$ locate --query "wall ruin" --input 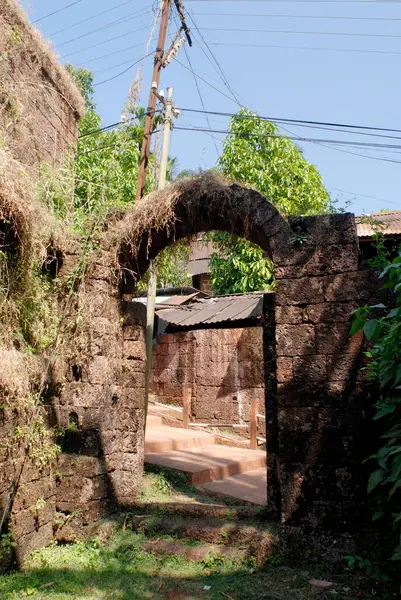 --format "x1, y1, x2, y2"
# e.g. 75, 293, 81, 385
150, 327, 266, 438
0, 0, 84, 169
0, 0, 83, 565
1, 169, 381, 561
